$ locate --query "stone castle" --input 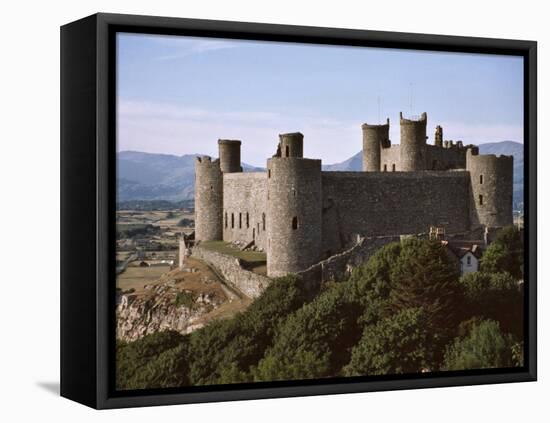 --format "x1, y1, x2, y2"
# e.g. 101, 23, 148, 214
194, 112, 513, 278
